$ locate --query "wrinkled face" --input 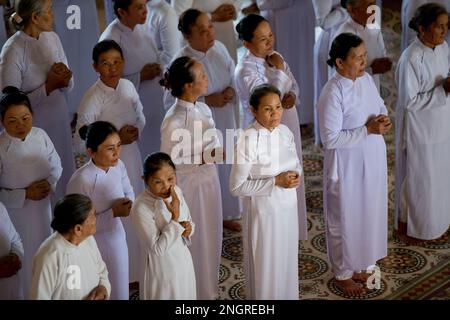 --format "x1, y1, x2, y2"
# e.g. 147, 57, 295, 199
34, 0, 54, 32
80, 207, 97, 238
188, 61, 209, 97
244, 21, 274, 58
421, 13, 449, 47
251, 92, 283, 131
348, 0, 376, 26
336, 43, 367, 80
185, 13, 216, 52
94, 49, 124, 88
1, 104, 33, 140
145, 164, 177, 199
119, 0, 148, 26
89, 133, 122, 170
